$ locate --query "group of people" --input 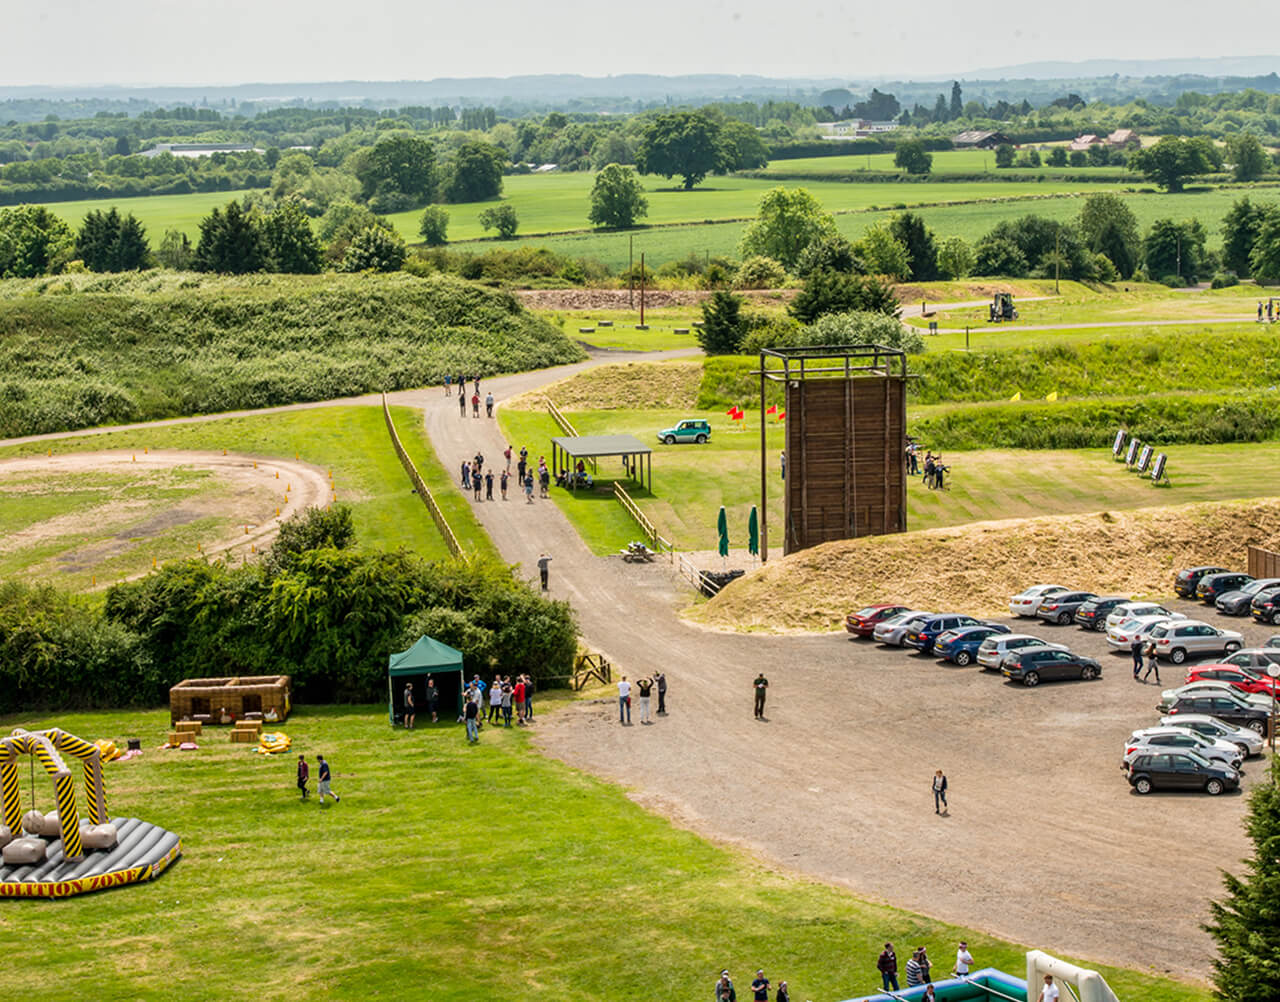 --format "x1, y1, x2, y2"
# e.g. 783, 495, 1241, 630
402, 677, 444, 729
294, 753, 340, 805
1259, 300, 1277, 323
905, 440, 950, 490
446, 373, 496, 419
714, 969, 789, 1002
1130, 637, 1162, 684
460, 445, 553, 504
877, 941, 975, 996
462, 673, 536, 743
615, 672, 667, 724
